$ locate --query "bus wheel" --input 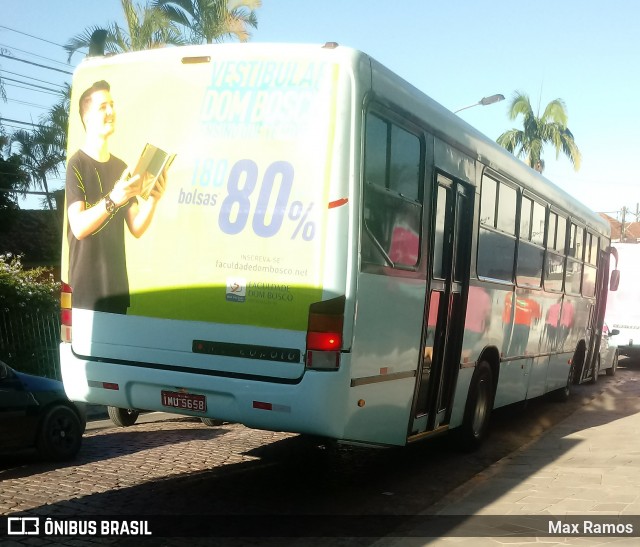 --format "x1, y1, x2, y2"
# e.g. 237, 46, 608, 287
550, 361, 574, 402
201, 418, 224, 427
107, 406, 140, 427
570, 344, 586, 384
456, 361, 494, 451
589, 356, 600, 384
606, 351, 618, 376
